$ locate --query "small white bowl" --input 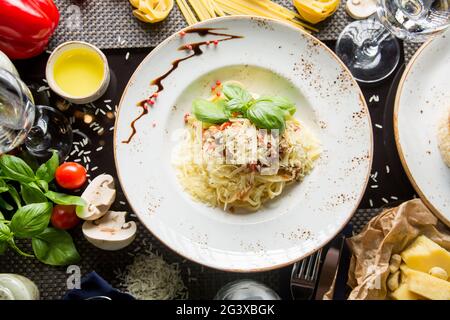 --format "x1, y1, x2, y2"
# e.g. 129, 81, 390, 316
46, 41, 110, 104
